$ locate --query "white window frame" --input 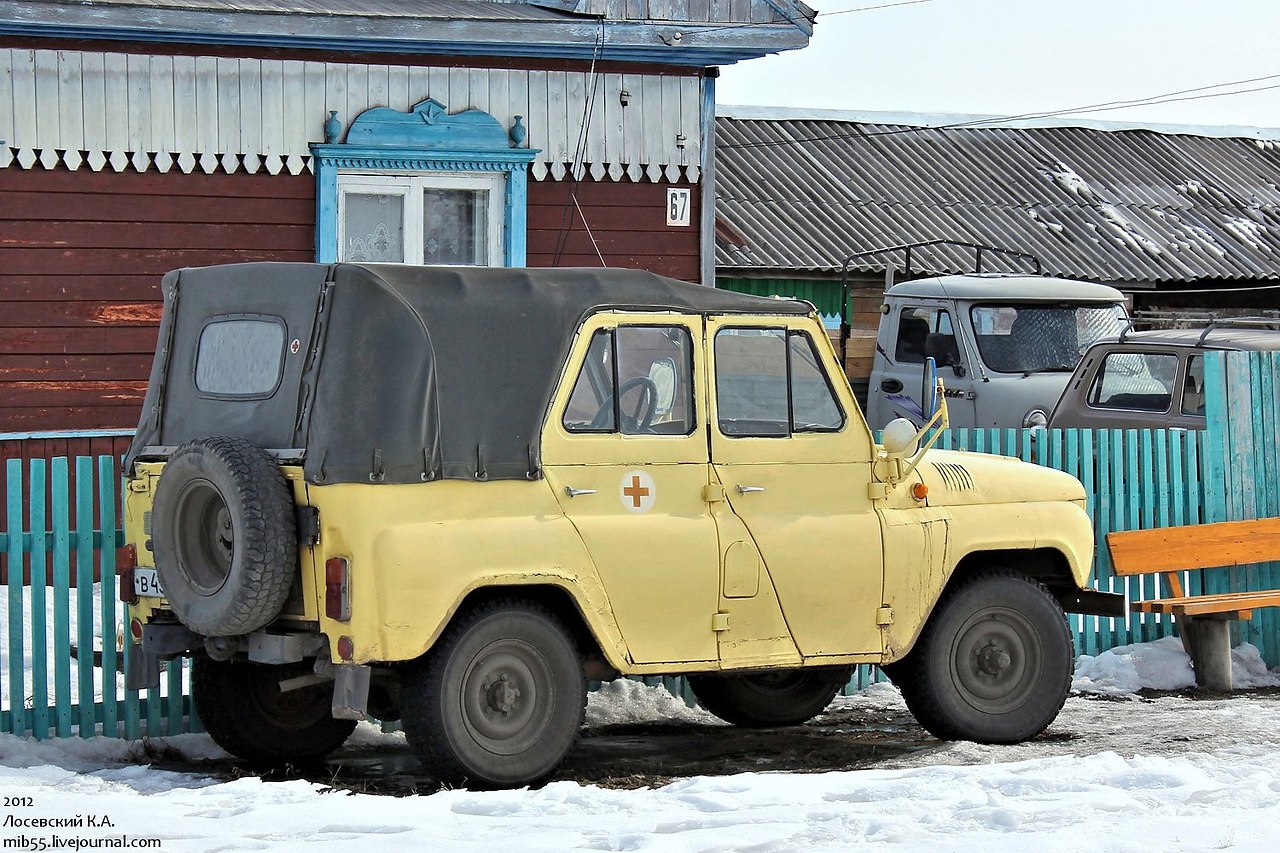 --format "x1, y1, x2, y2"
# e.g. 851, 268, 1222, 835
337, 172, 506, 267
